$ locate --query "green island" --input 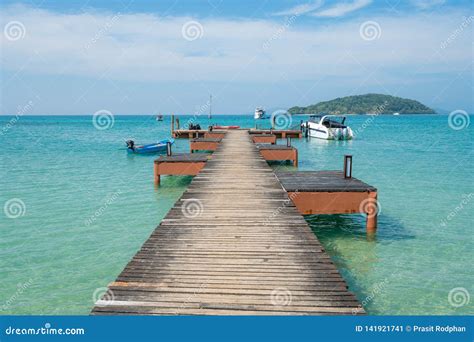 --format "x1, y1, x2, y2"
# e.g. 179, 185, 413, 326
288, 93, 436, 115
